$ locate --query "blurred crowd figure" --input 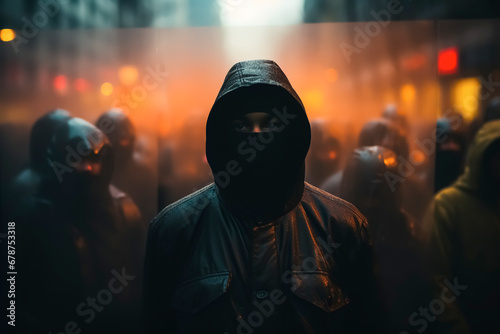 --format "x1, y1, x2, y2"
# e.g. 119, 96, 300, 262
11, 110, 149, 333
7, 109, 71, 216
320, 116, 430, 223
96, 109, 157, 224
305, 119, 341, 186
339, 145, 428, 332
425, 119, 500, 333
434, 116, 468, 193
